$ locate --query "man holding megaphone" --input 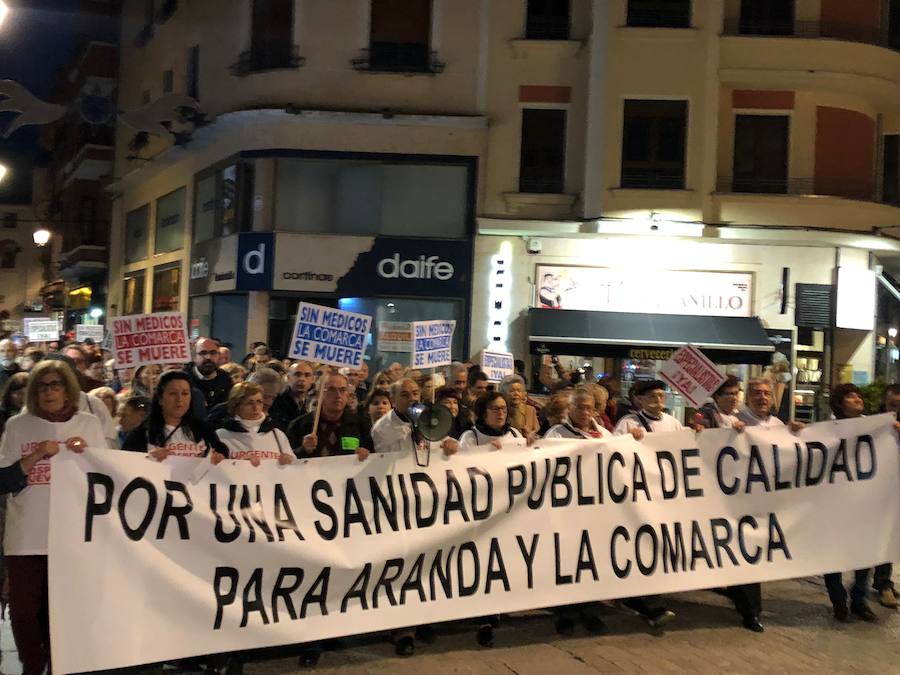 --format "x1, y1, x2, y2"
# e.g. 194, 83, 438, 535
371, 378, 460, 459
370, 377, 460, 657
